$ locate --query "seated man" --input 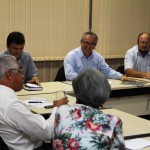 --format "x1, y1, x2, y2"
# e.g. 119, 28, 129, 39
0, 54, 68, 150
124, 32, 150, 78
64, 31, 132, 81
0, 31, 40, 85
53, 69, 125, 149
